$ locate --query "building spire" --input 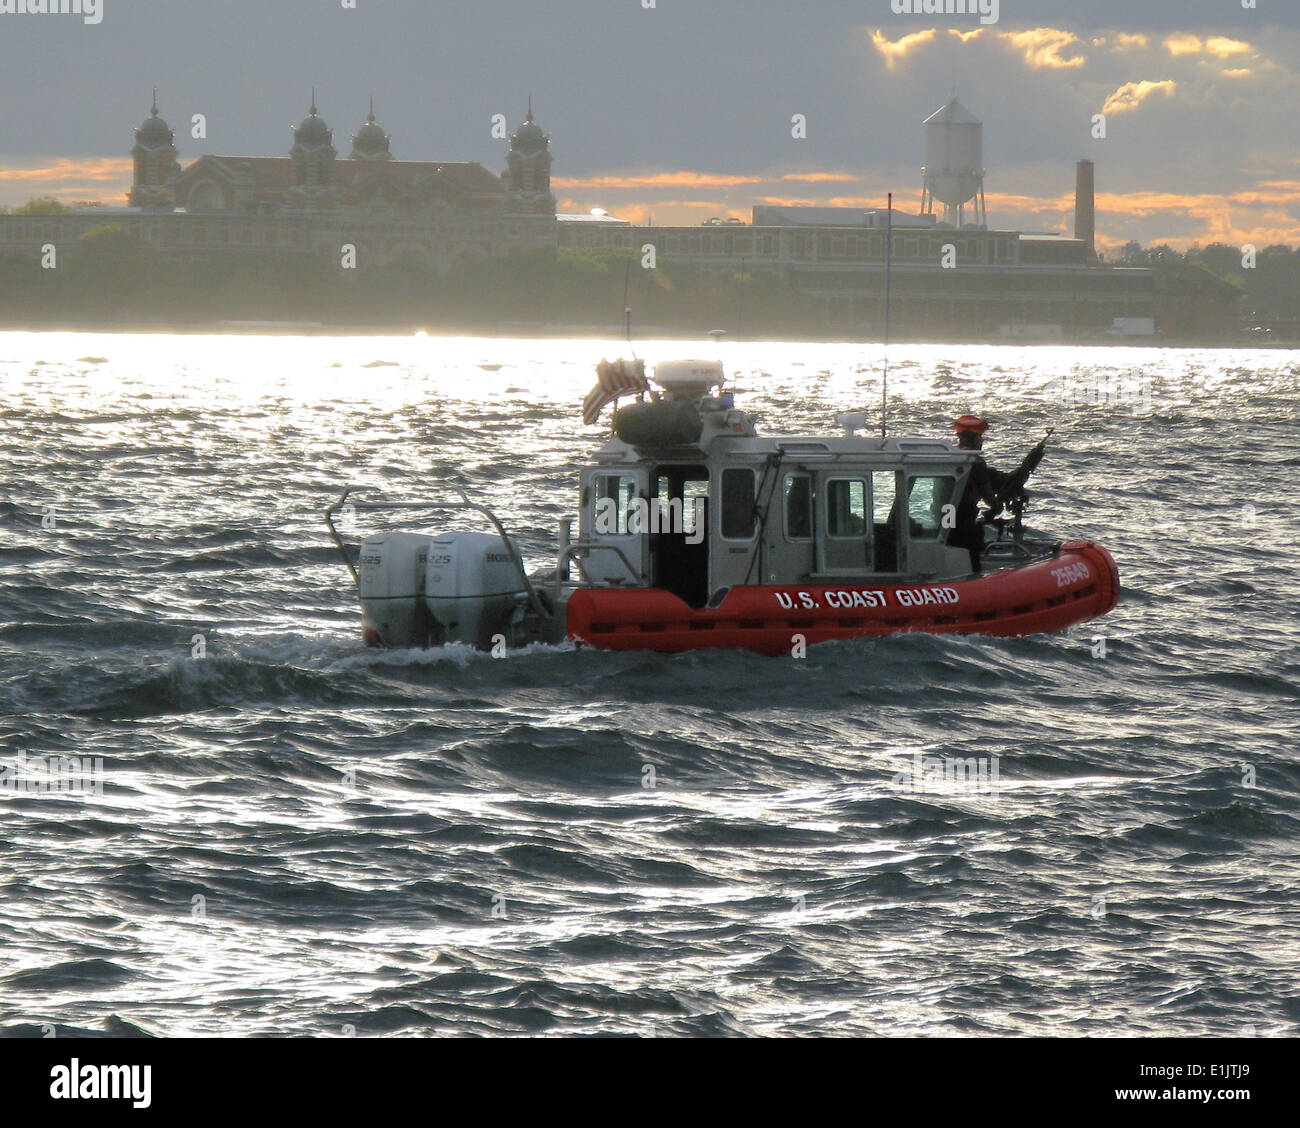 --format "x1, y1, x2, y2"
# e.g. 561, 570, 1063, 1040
527, 93, 533, 122
310, 86, 317, 115
151, 87, 158, 116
